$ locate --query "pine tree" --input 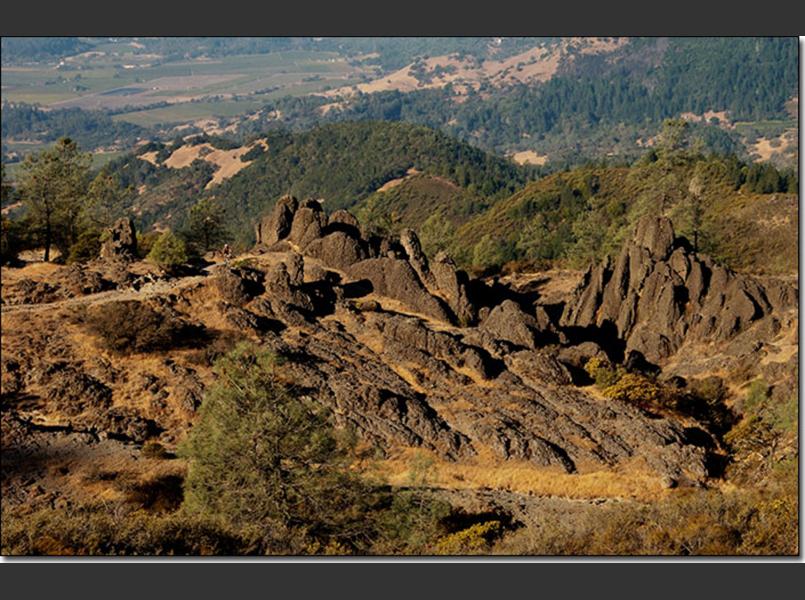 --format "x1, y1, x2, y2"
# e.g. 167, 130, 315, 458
17, 138, 91, 261
183, 198, 228, 254
179, 343, 376, 548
